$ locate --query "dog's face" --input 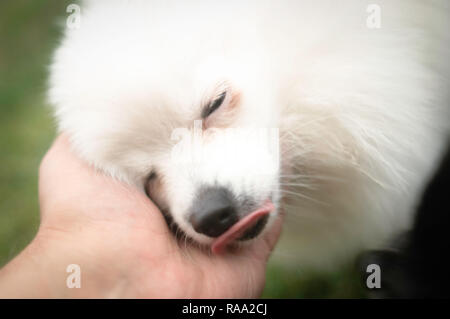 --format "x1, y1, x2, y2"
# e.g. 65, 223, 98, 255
146, 92, 280, 248
51, 38, 281, 249
49, 1, 286, 250
142, 62, 281, 248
